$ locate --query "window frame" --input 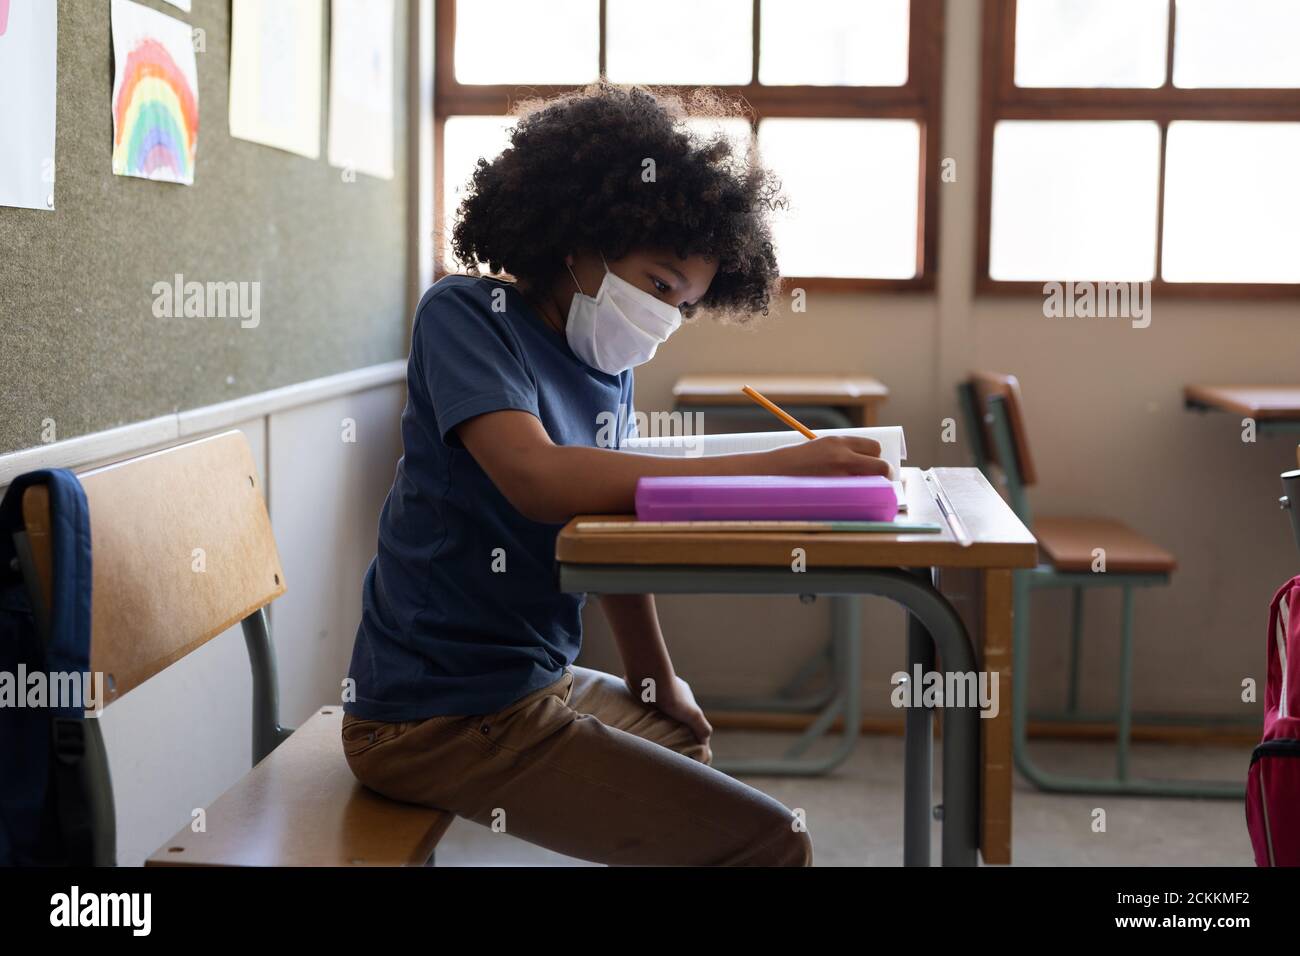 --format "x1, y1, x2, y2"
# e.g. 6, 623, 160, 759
977, 0, 1300, 299
434, 0, 946, 292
